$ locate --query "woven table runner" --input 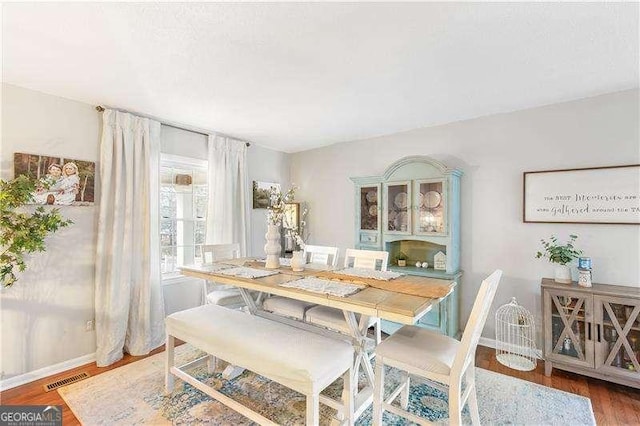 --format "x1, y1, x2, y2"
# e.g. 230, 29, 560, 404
279, 277, 364, 297
240, 259, 455, 299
